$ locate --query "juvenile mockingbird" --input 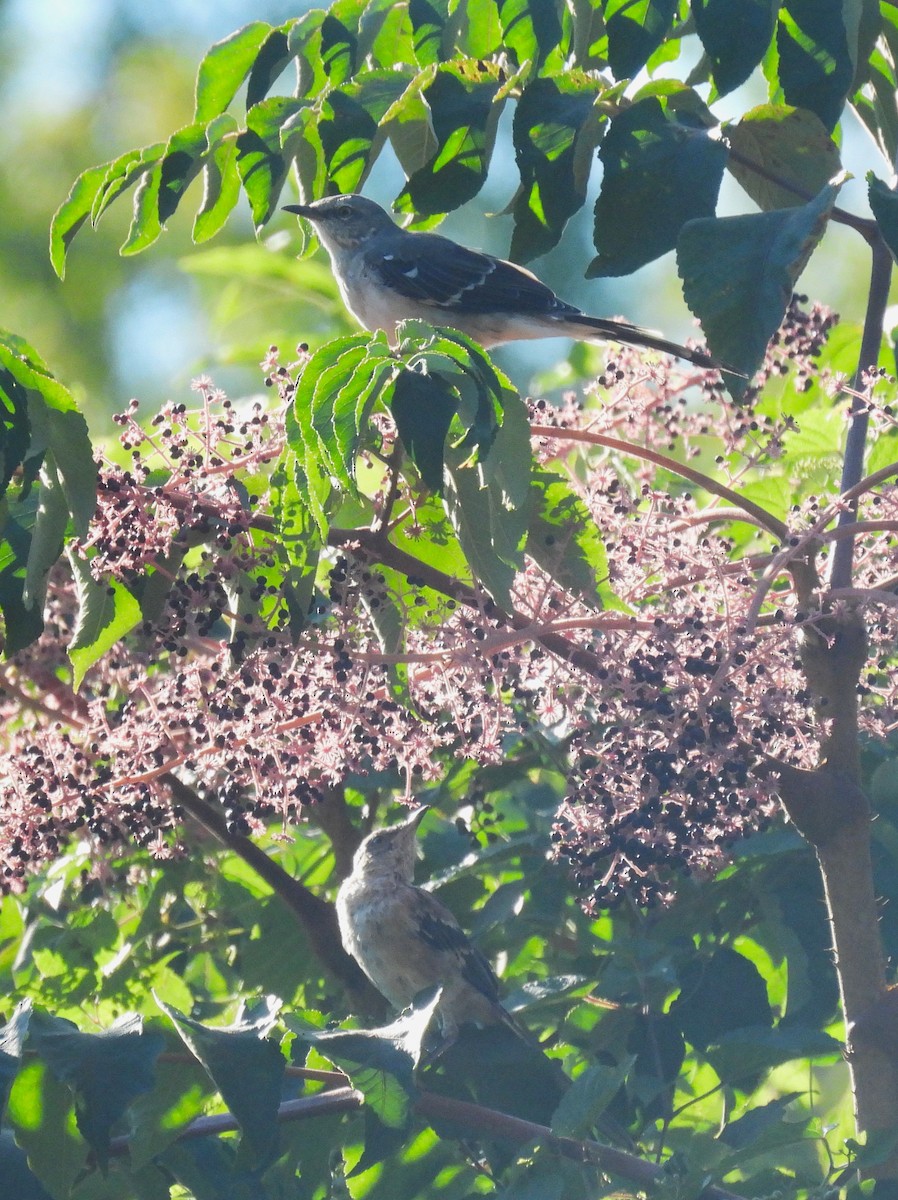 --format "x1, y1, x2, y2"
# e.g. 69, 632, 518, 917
284, 193, 719, 368
335, 806, 520, 1041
